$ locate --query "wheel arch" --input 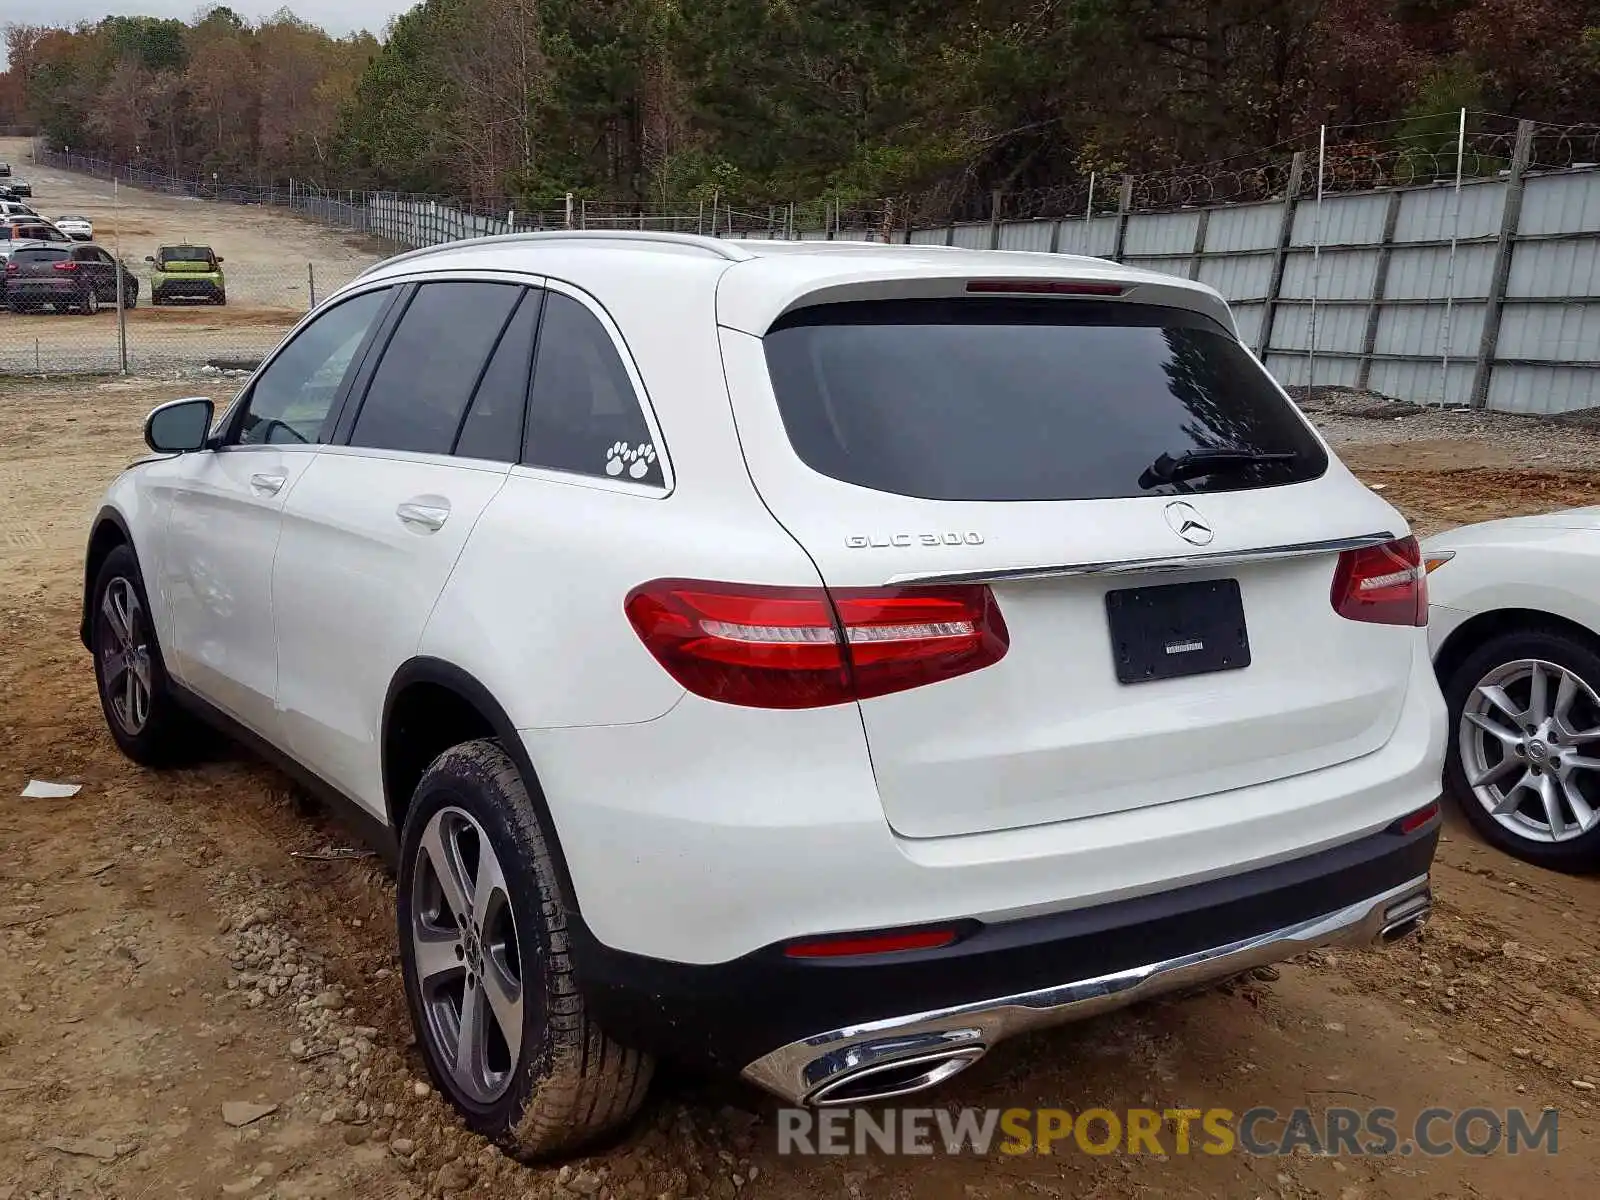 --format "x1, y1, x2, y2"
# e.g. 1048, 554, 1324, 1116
382, 657, 584, 915
80, 506, 135, 650
1433, 607, 1600, 693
